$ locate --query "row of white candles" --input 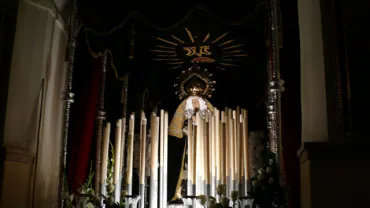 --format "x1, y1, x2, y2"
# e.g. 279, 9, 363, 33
99, 110, 169, 208
187, 107, 250, 198
99, 107, 250, 206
